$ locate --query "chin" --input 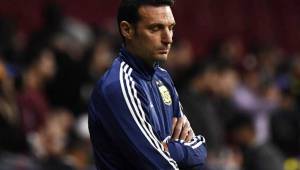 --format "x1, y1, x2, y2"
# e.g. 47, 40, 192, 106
155, 54, 168, 62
